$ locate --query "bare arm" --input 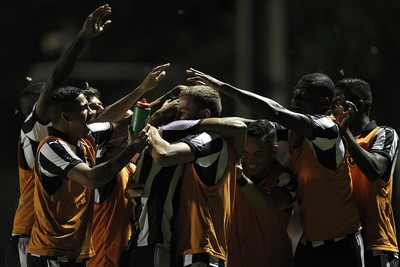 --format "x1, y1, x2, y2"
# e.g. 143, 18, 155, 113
337, 101, 390, 181
147, 125, 195, 166
149, 85, 184, 113
36, 4, 112, 122
95, 63, 170, 122
186, 68, 315, 138
148, 99, 179, 127
197, 118, 247, 161
236, 164, 291, 211
67, 125, 149, 189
